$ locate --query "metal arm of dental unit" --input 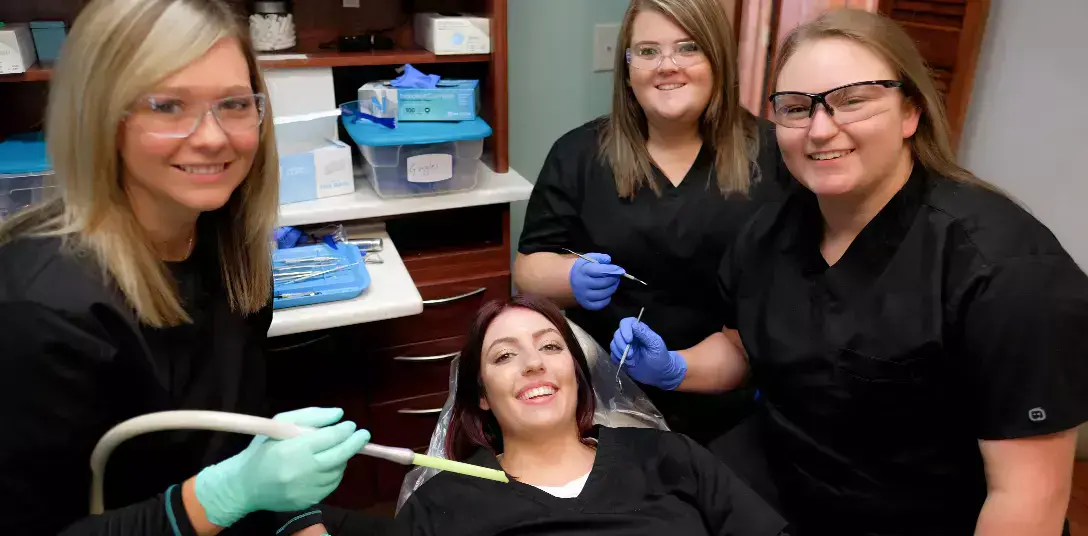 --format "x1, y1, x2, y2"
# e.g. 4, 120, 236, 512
89, 410, 509, 515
